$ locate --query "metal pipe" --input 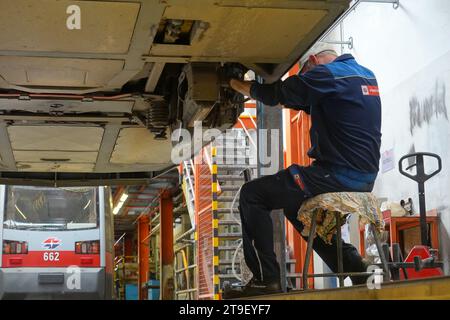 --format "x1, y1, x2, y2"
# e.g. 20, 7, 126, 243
175, 264, 197, 274
289, 272, 381, 278
203, 146, 213, 174
317, 0, 399, 50
127, 205, 158, 208
249, 115, 257, 129
114, 232, 126, 247
180, 249, 191, 296
360, 0, 399, 9
371, 223, 391, 282
174, 243, 194, 253
175, 228, 195, 243
336, 213, 344, 287
369, 223, 389, 281
183, 161, 195, 196
238, 118, 257, 149
151, 213, 161, 224
321, 37, 353, 50
175, 288, 198, 294
149, 223, 160, 236
302, 211, 317, 290
141, 232, 153, 243
114, 256, 124, 266
370, 262, 436, 269
132, 194, 161, 225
